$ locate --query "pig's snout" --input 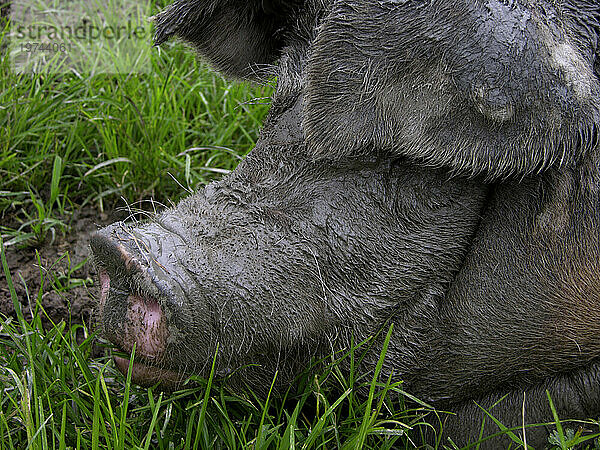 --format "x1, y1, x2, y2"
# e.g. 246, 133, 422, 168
90, 226, 186, 388
97, 266, 166, 359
